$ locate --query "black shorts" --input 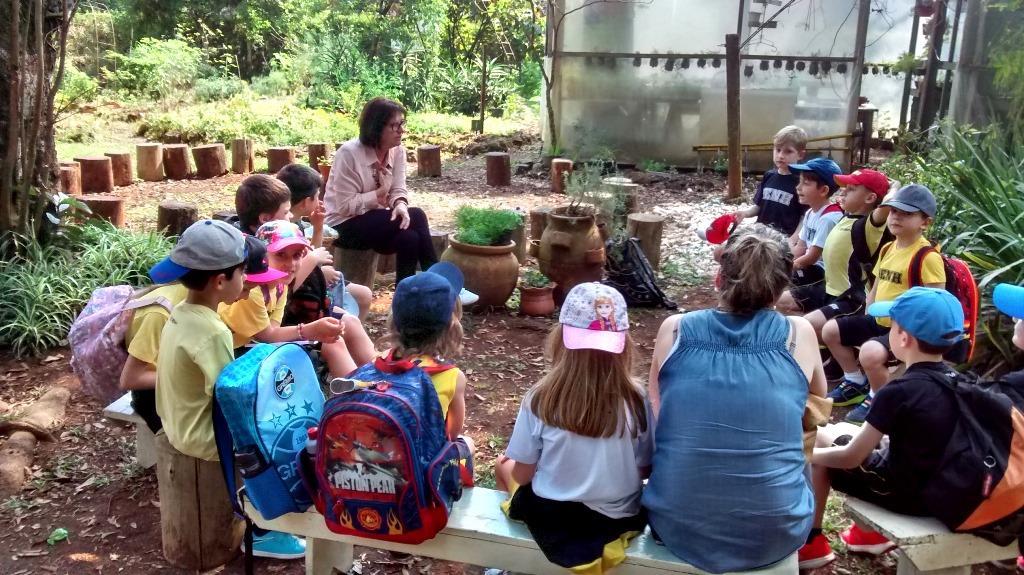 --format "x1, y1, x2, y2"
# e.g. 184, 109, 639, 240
829, 442, 928, 516
791, 283, 831, 313
836, 314, 890, 348
792, 265, 825, 287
